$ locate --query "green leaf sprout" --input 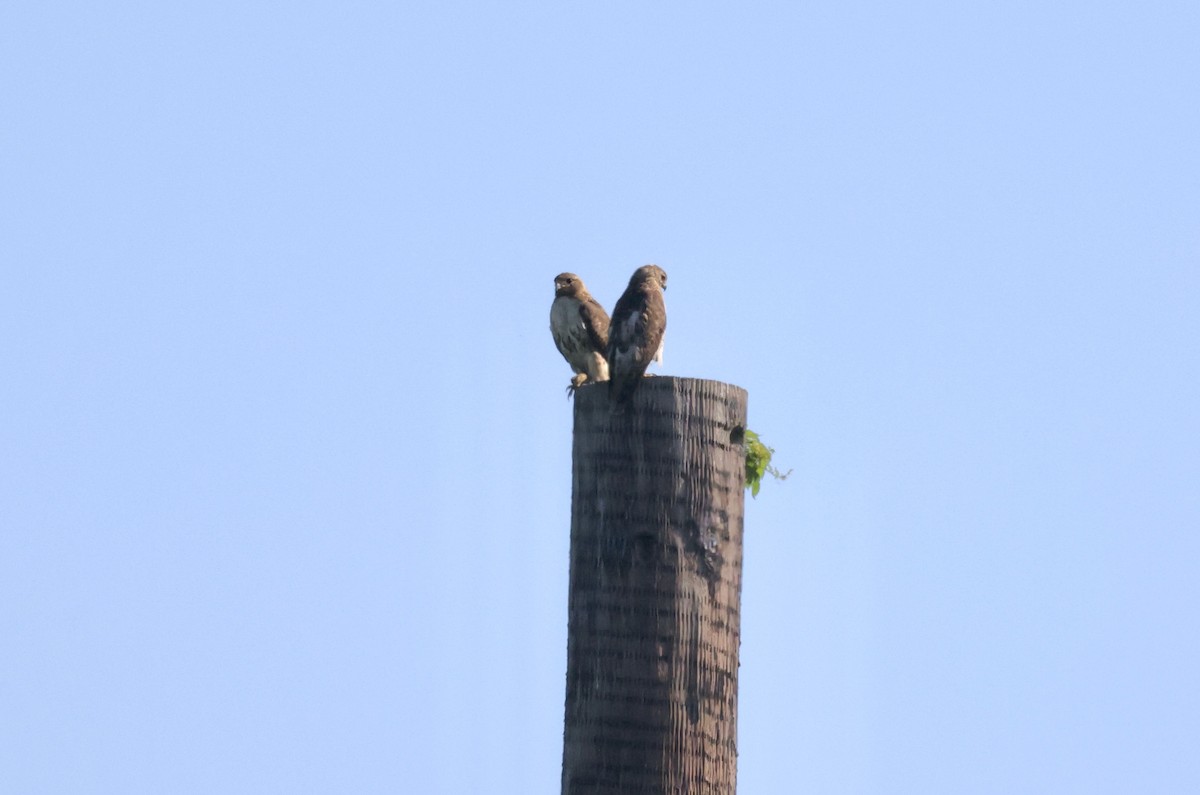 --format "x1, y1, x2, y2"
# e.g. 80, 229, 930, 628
742, 429, 792, 498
